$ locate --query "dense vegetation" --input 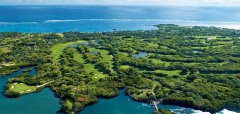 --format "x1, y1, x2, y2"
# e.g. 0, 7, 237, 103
153, 109, 173, 114
1, 25, 240, 113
